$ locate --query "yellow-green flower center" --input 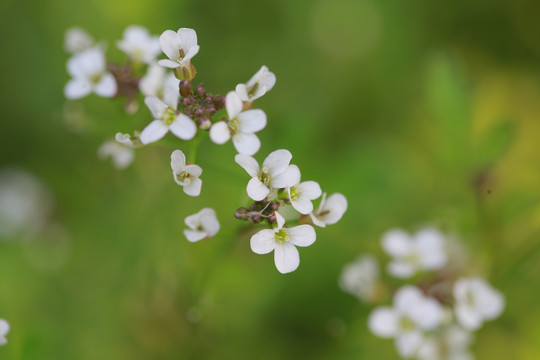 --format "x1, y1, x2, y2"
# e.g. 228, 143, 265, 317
260, 168, 271, 186
161, 107, 177, 125
399, 316, 416, 331
228, 118, 240, 136
289, 186, 300, 201
275, 229, 289, 243
176, 171, 194, 184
